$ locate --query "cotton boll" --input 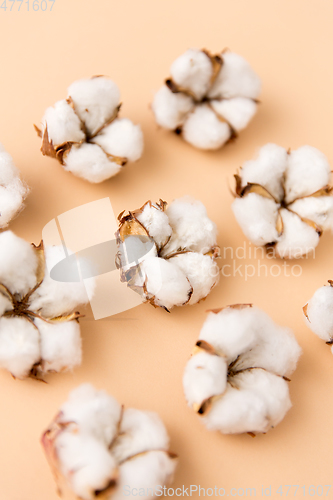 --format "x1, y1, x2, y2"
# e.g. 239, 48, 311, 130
0, 146, 19, 185
64, 143, 122, 183
183, 351, 228, 408
170, 49, 213, 100
29, 245, 93, 318
67, 77, 121, 137
42, 99, 85, 146
92, 118, 143, 162
305, 285, 333, 341
169, 252, 219, 304
240, 143, 288, 201
232, 194, 279, 246
289, 196, 333, 231
112, 409, 169, 463
0, 317, 40, 379
0, 184, 25, 228
210, 97, 257, 132
135, 257, 191, 310
0, 231, 38, 296
34, 318, 82, 374
151, 85, 194, 130
162, 196, 218, 254
203, 369, 291, 434
208, 51, 261, 100
182, 104, 231, 150
135, 203, 172, 249
56, 432, 118, 500
275, 208, 319, 258
284, 146, 331, 204
59, 384, 121, 446
113, 451, 176, 500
